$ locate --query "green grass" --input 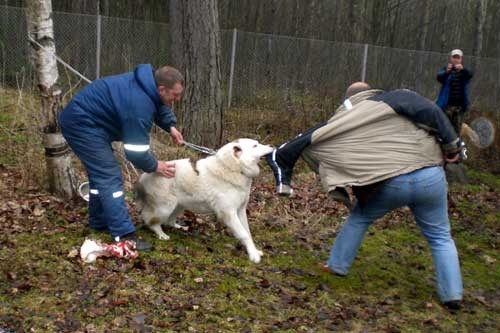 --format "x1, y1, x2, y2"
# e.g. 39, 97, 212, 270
0, 87, 499, 332
0, 174, 499, 332
467, 168, 500, 188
